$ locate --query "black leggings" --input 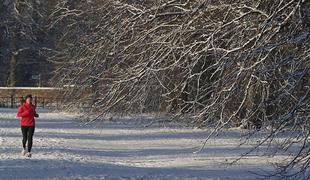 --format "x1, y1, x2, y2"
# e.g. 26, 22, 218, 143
21, 126, 35, 152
